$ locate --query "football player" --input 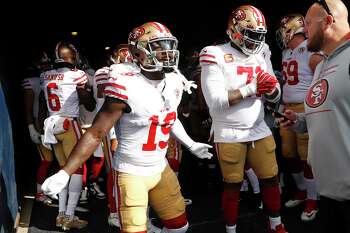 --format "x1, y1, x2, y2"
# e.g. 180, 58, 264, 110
39, 42, 95, 230
22, 52, 53, 205
200, 5, 286, 233
276, 13, 323, 222
42, 22, 212, 233
92, 44, 132, 227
